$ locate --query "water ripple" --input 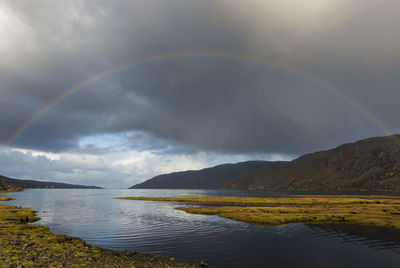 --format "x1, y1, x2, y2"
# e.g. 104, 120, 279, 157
7, 189, 400, 268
